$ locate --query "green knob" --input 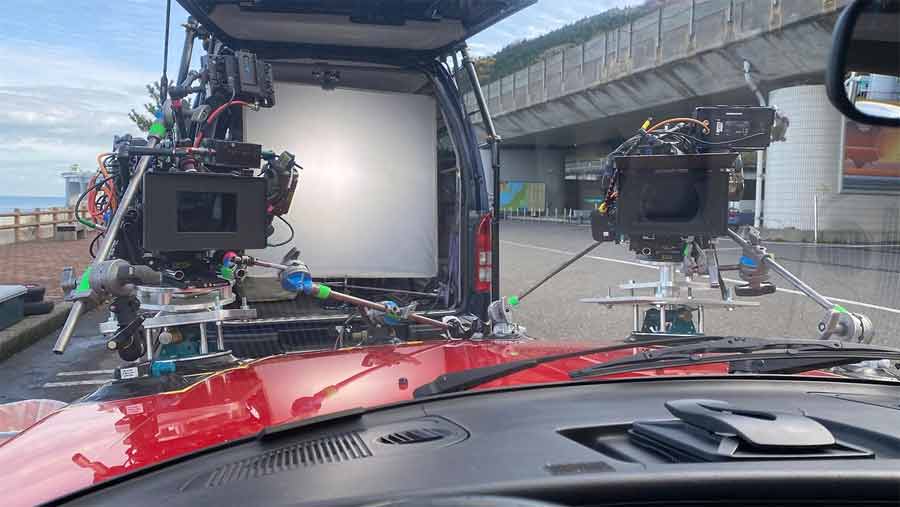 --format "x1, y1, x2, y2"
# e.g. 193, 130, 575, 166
507, 296, 520, 307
